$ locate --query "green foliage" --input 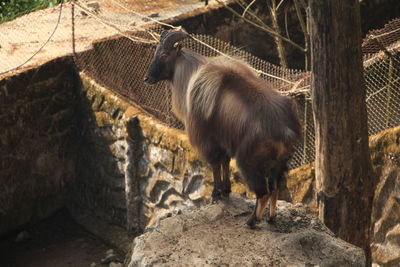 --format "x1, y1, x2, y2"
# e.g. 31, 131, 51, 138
0, 0, 65, 23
